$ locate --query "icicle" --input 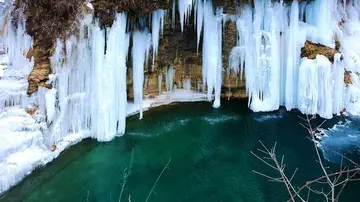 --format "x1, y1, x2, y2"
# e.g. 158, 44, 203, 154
158, 73, 163, 95
200, 1, 223, 108
332, 53, 345, 114
172, 0, 176, 30
166, 65, 175, 91
195, 0, 203, 52
151, 10, 165, 70
45, 88, 57, 123
132, 31, 151, 120
183, 78, 191, 90
178, 0, 193, 32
